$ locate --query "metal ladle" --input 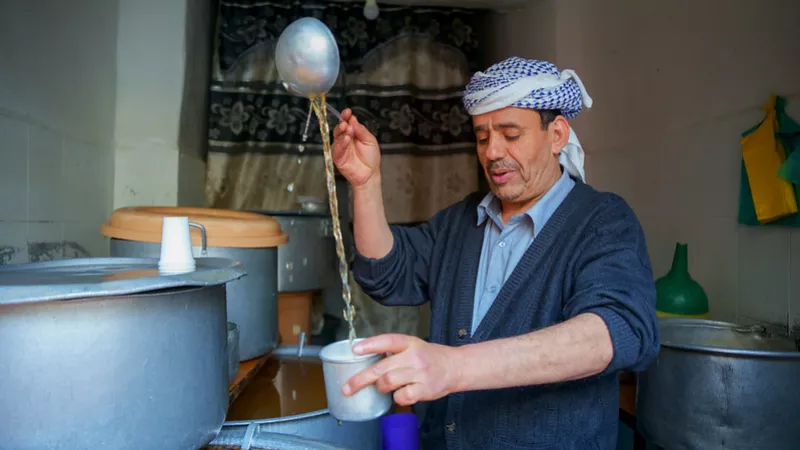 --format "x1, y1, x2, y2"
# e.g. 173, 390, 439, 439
282, 82, 343, 122
275, 17, 340, 99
